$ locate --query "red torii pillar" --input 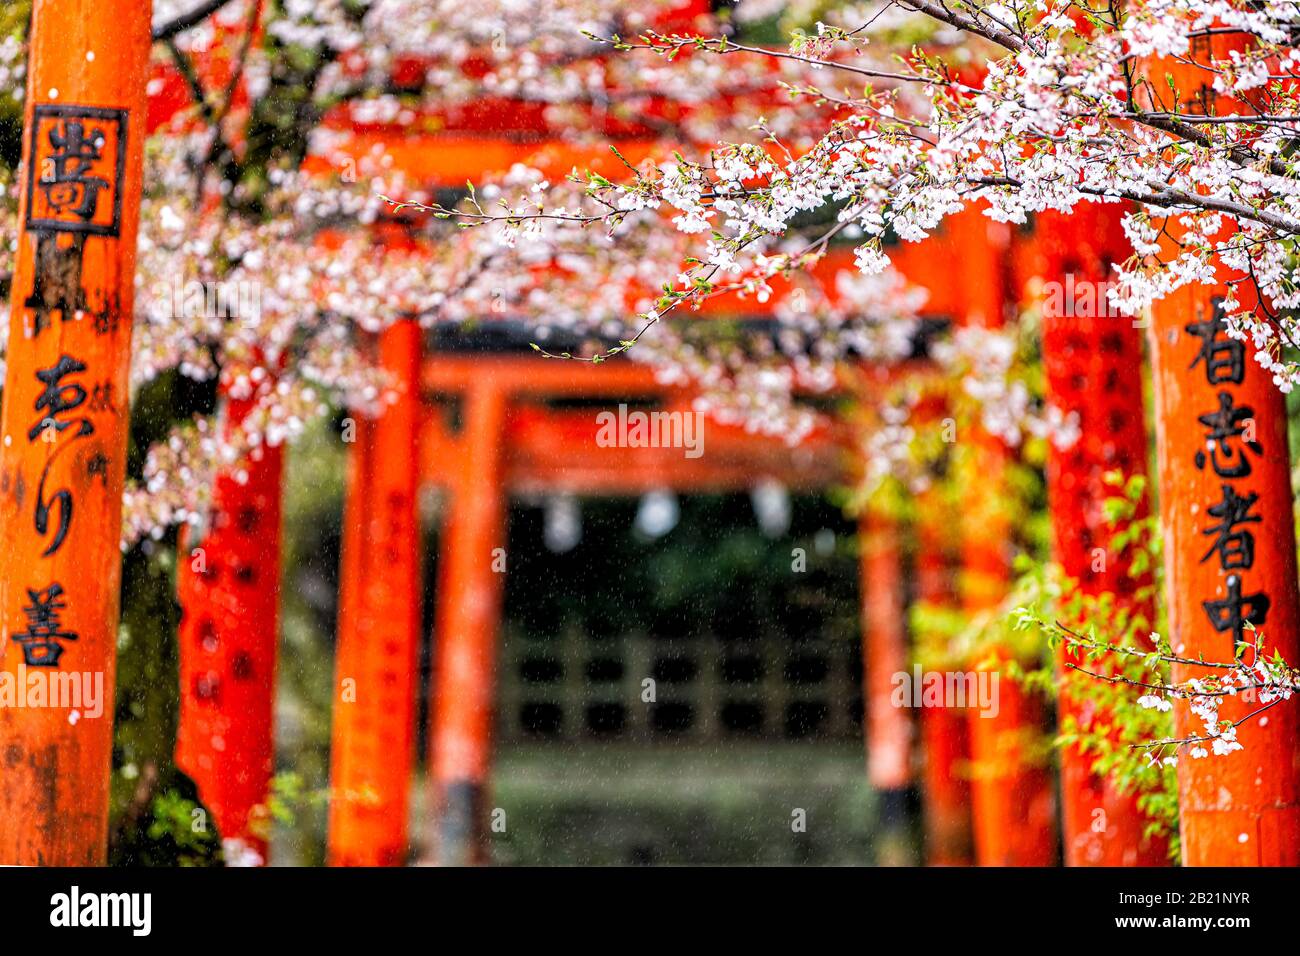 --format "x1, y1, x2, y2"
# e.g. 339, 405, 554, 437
427, 378, 509, 865
1036, 204, 1169, 865
0, 0, 152, 866
949, 209, 1056, 866
1151, 281, 1300, 865
960, 444, 1056, 866
860, 507, 916, 863
327, 320, 423, 866
1144, 34, 1300, 867
914, 485, 973, 866
176, 388, 285, 865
